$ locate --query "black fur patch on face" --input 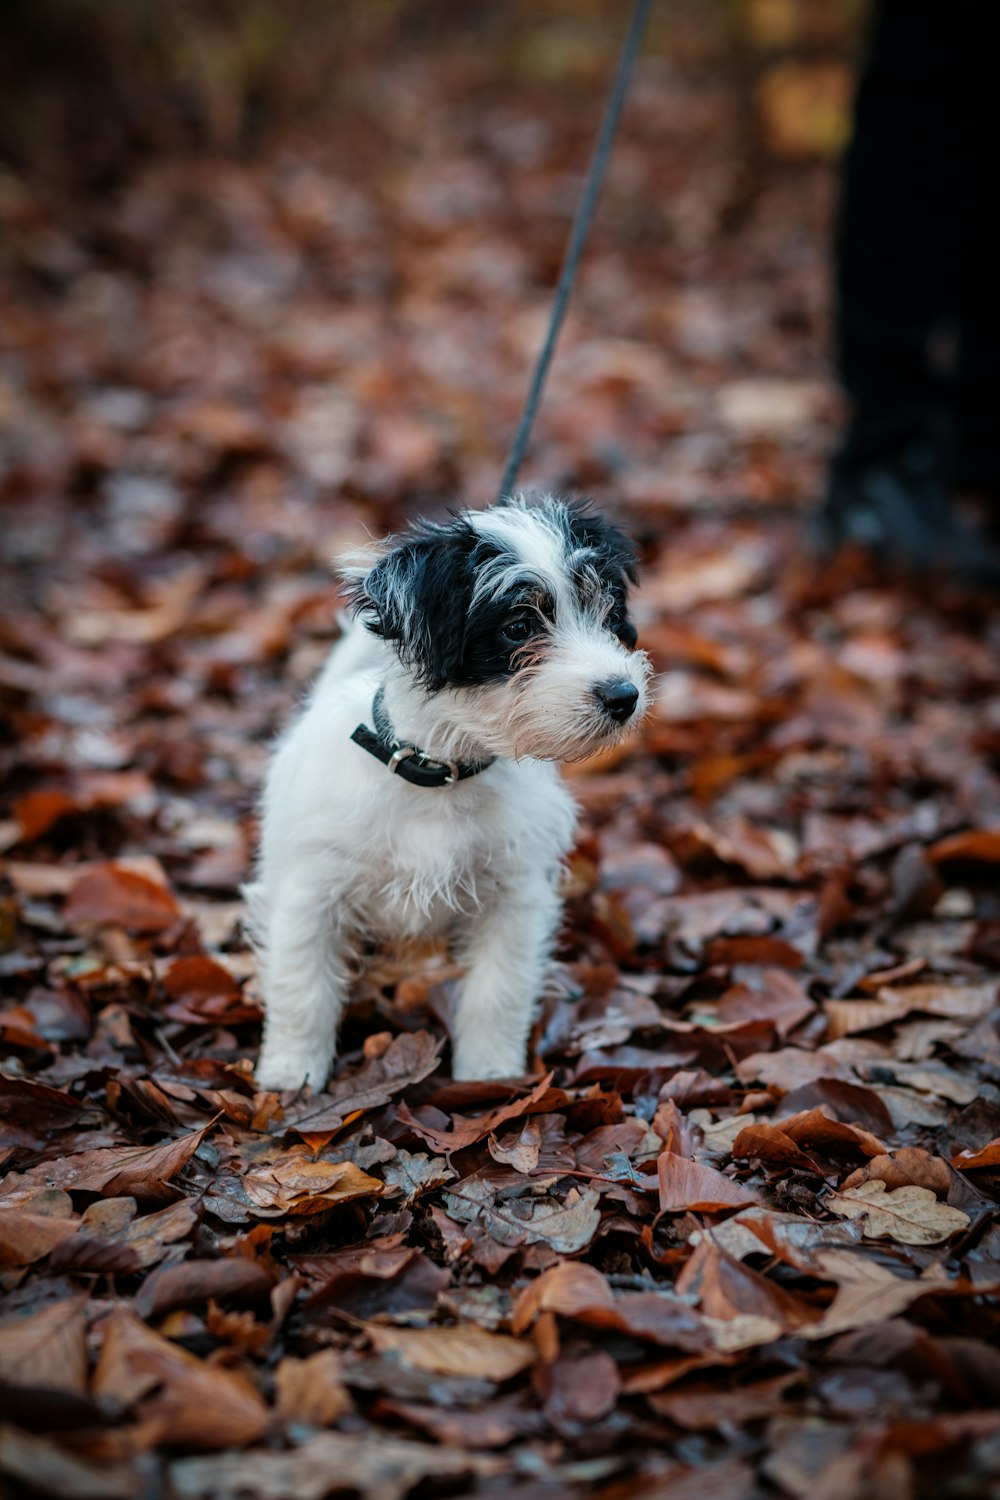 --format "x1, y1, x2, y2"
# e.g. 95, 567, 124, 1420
560, 502, 639, 648
348, 519, 545, 691
347, 501, 640, 690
